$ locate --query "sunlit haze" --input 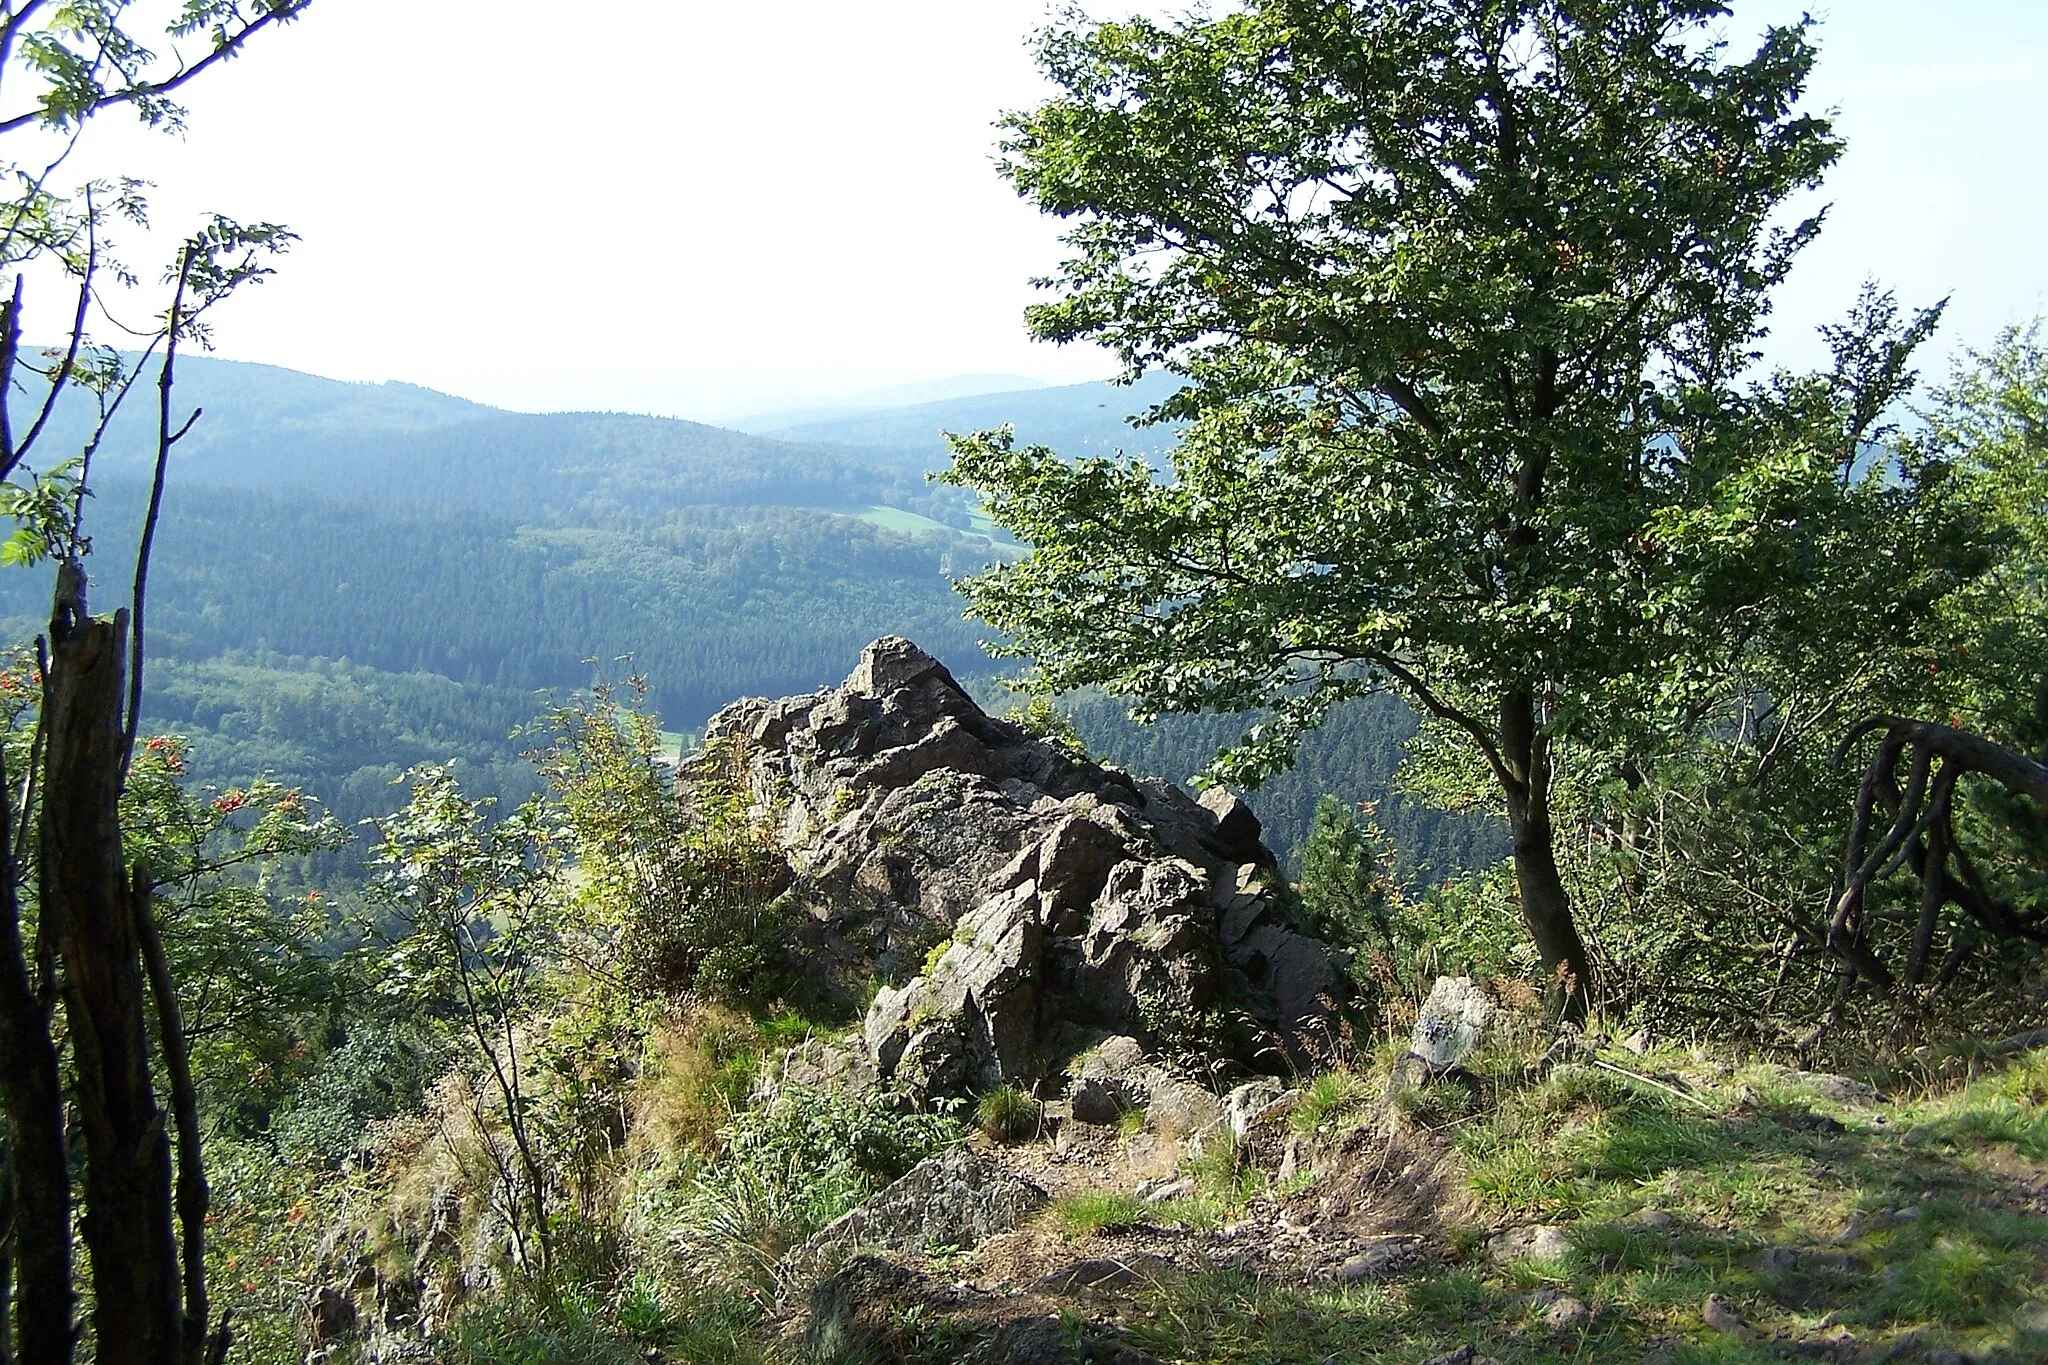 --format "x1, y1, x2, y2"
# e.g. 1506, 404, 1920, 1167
39, 0, 2048, 422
